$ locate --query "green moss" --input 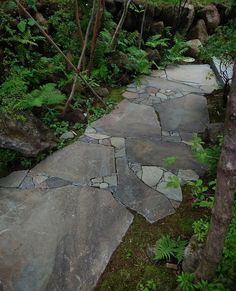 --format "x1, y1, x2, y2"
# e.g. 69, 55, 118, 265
104, 87, 125, 105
